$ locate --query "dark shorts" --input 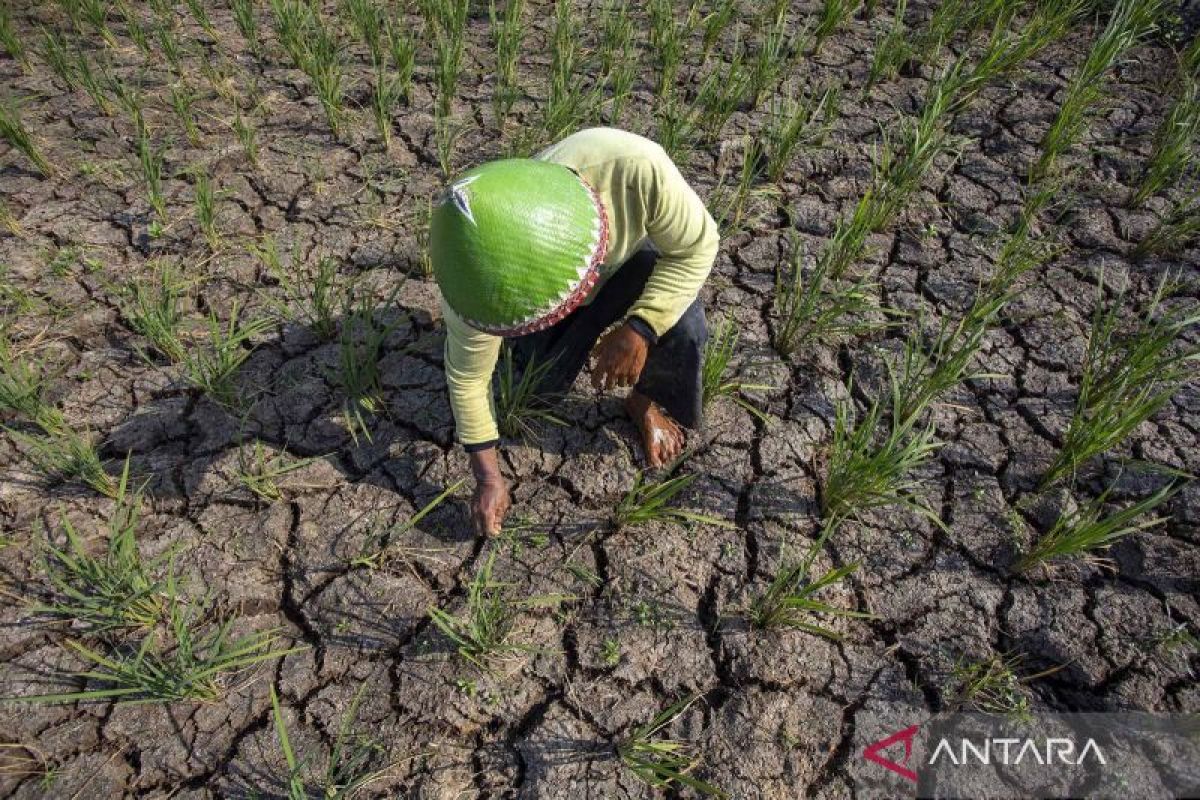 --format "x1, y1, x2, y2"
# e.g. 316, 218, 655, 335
508, 248, 708, 433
